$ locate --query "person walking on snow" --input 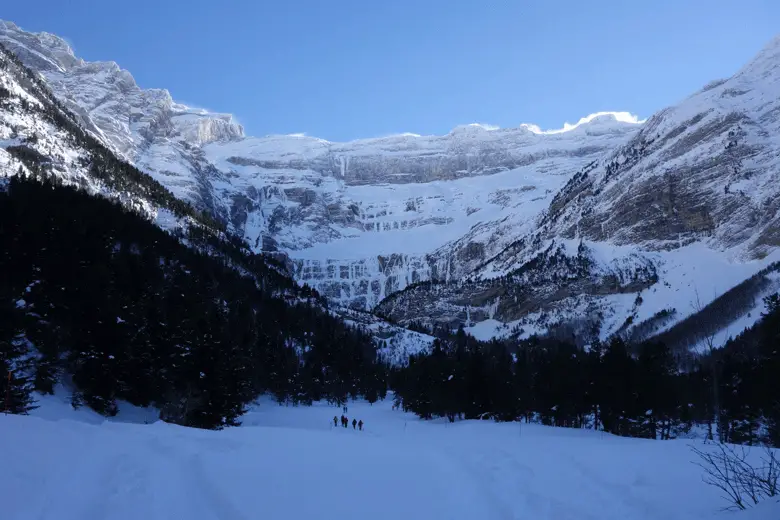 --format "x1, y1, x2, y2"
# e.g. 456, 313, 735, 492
358, 420, 363, 431
333, 416, 338, 427
352, 418, 357, 430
